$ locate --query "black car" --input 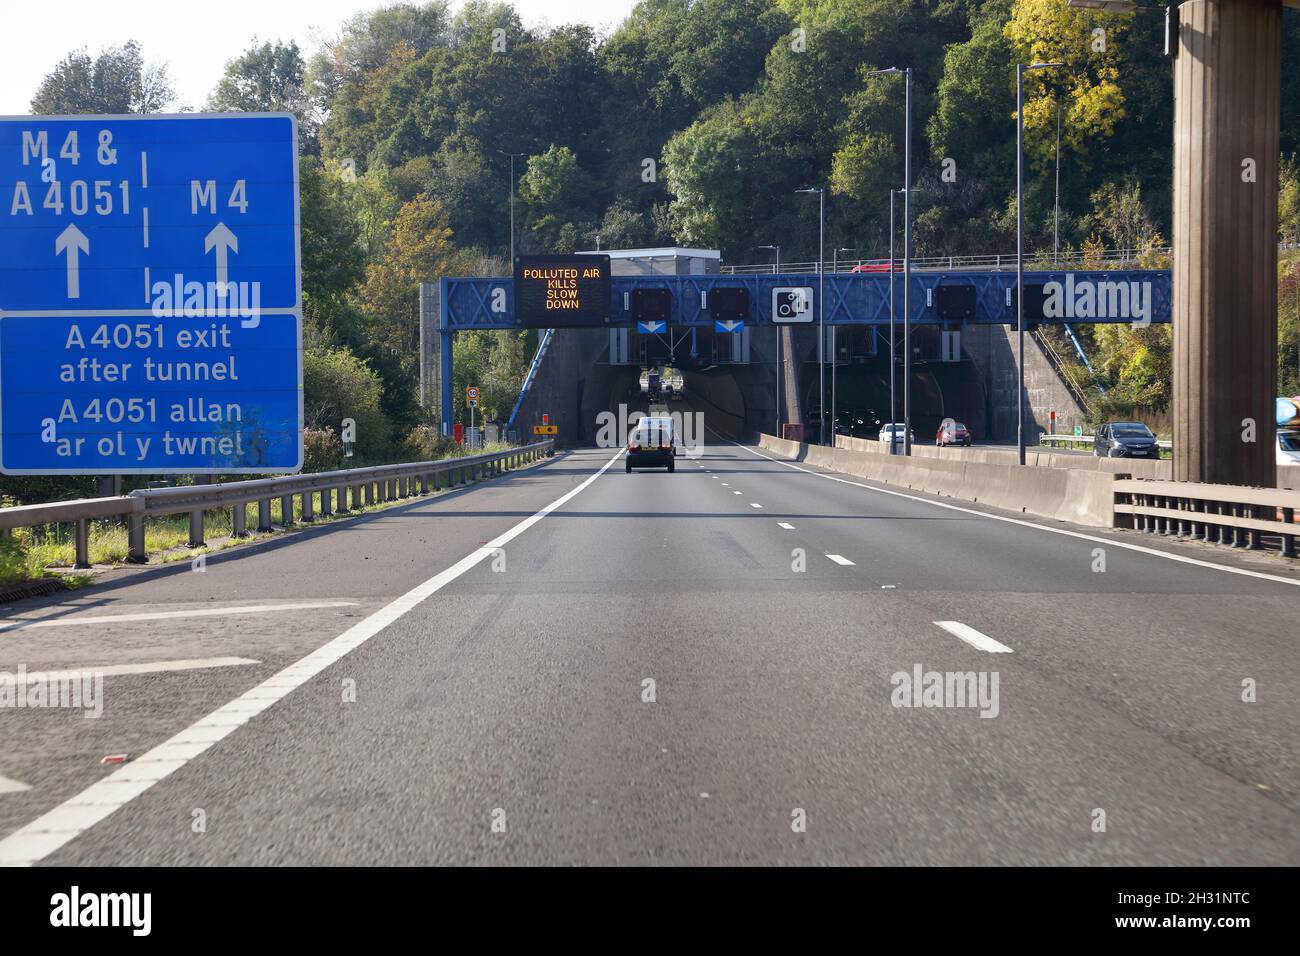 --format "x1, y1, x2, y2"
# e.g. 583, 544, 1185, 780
626, 418, 675, 472
1094, 422, 1160, 458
